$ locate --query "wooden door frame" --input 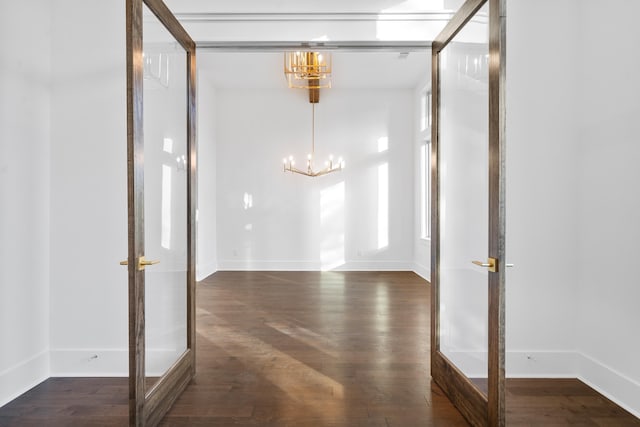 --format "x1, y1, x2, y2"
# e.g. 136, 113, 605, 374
126, 0, 197, 425
430, 0, 506, 426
